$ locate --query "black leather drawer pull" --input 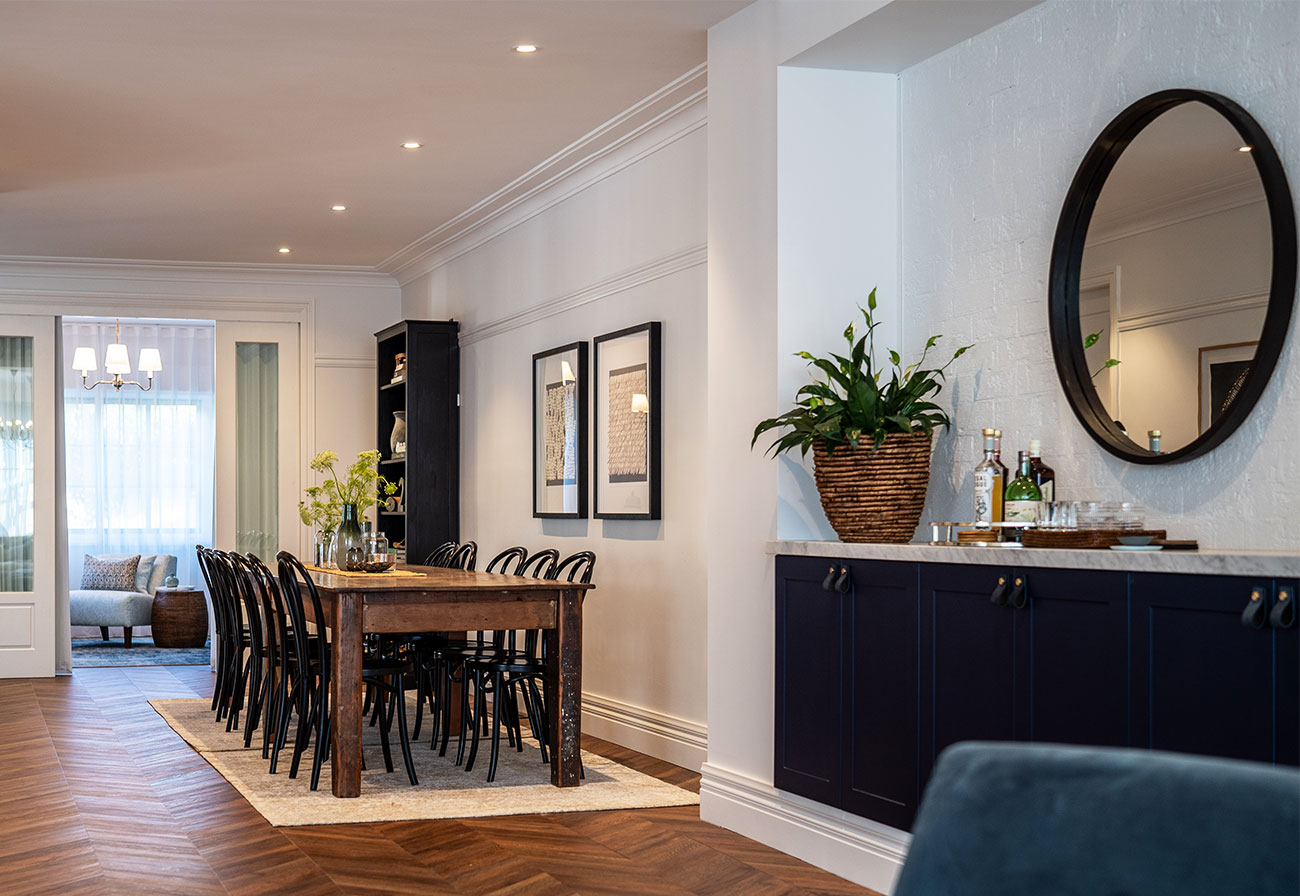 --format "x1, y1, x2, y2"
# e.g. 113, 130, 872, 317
1242, 587, 1269, 629
821, 565, 837, 592
1270, 587, 1295, 629
990, 576, 1010, 607
1008, 576, 1028, 609
834, 566, 851, 594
